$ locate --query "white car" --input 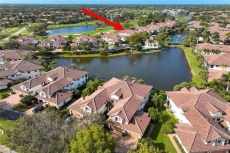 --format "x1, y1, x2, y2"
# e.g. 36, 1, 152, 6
65, 116, 74, 123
